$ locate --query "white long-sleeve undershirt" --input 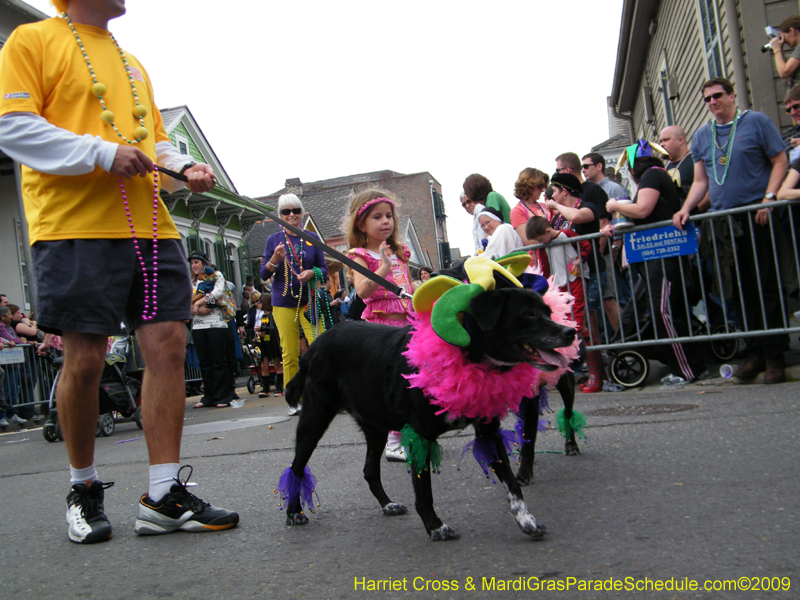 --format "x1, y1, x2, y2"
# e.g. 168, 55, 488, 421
0, 112, 193, 193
